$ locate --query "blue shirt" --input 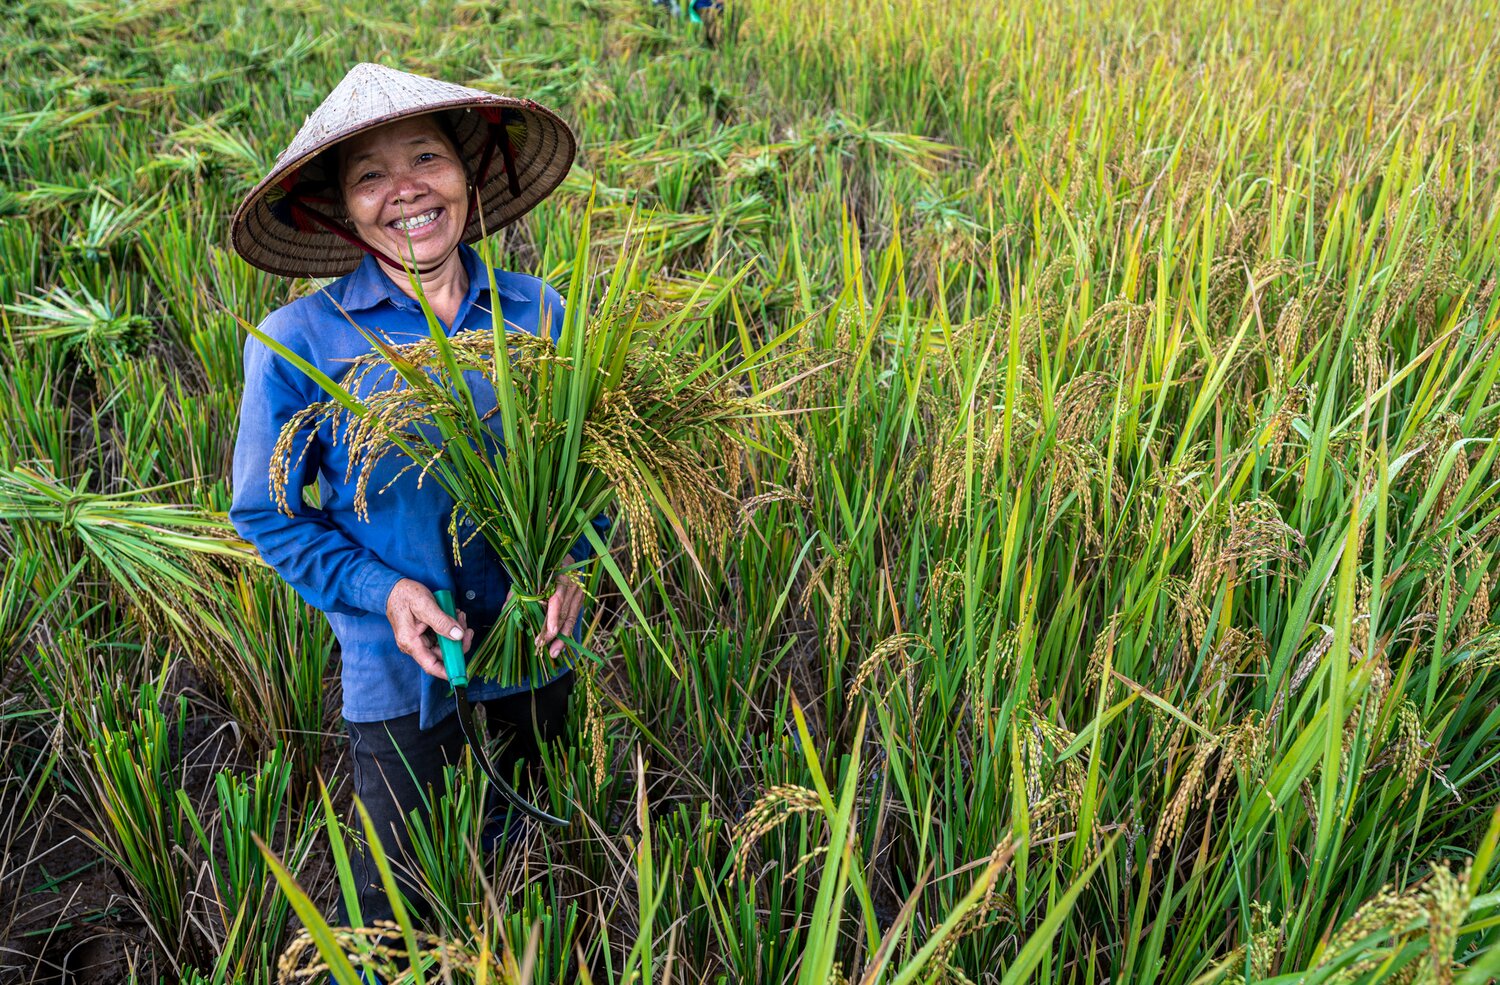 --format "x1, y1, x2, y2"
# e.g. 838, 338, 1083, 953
230, 243, 609, 729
